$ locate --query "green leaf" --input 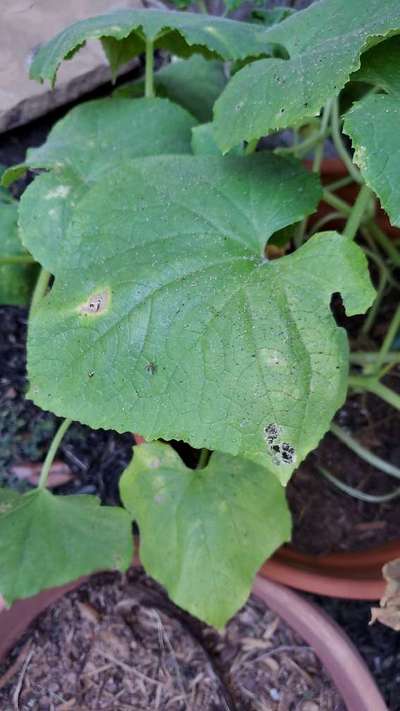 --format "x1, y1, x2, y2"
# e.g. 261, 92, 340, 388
24, 152, 374, 481
120, 442, 291, 626
214, 0, 400, 151
0, 200, 38, 306
0, 487, 133, 606
351, 36, 400, 97
251, 7, 295, 27
344, 93, 400, 226
115, 56, 227, 123
19, 97, 197, 273
30, 9, 270, 86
